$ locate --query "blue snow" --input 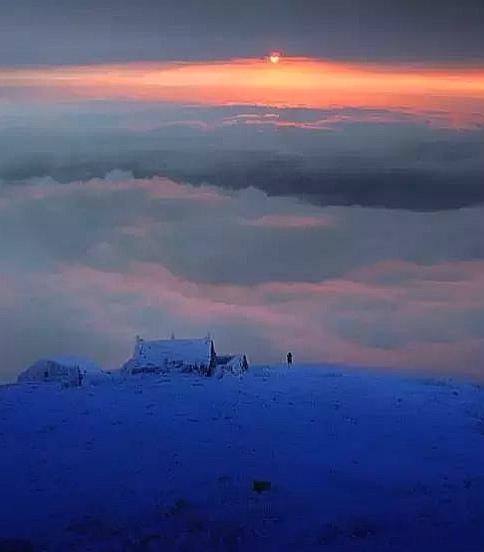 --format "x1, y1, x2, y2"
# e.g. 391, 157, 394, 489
1, 365, 483, 551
